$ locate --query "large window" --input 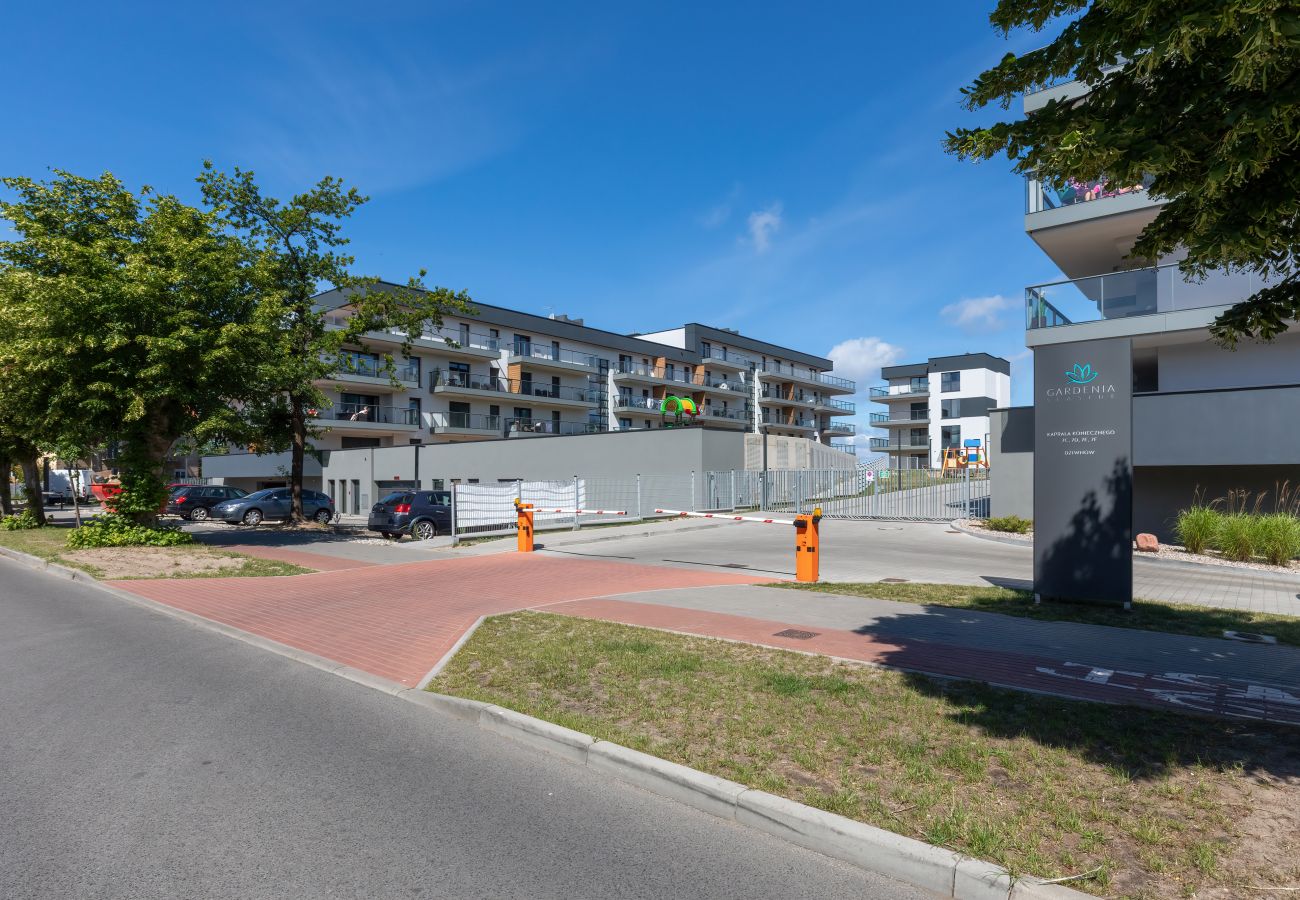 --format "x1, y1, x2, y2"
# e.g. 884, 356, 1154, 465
941, 371, 961, 393
941, 425, 962, 449
941, 399, 959, 419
